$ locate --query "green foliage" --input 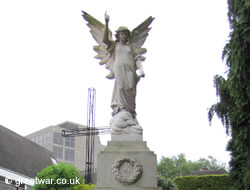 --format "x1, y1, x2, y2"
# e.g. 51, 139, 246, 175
158, 175, 177, 190
74, 183, 96, 190
208, 75, 232, 134
33, 163, 83, 190
173, 175, 230, 190
208, 0, 250, 189
157, 153, 226, 180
